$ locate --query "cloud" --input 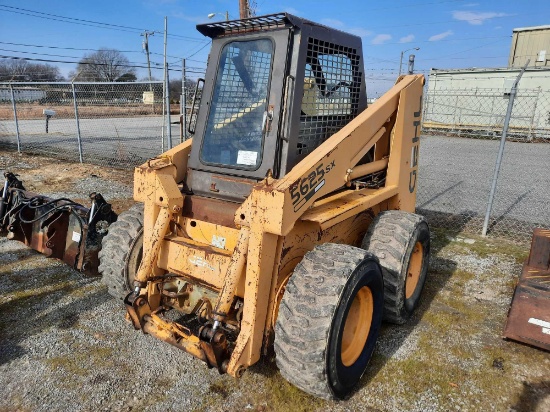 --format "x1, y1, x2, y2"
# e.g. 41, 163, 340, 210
399, 34, 415, 43
321, 18, 344, 28
429, 30, 453, 41
371, 34, 392, 45
283, 7, 300, 15
319, 19, 371, 38
172, 12, 208, 24
349, 27, 372, 37
452, 10, 509, 25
